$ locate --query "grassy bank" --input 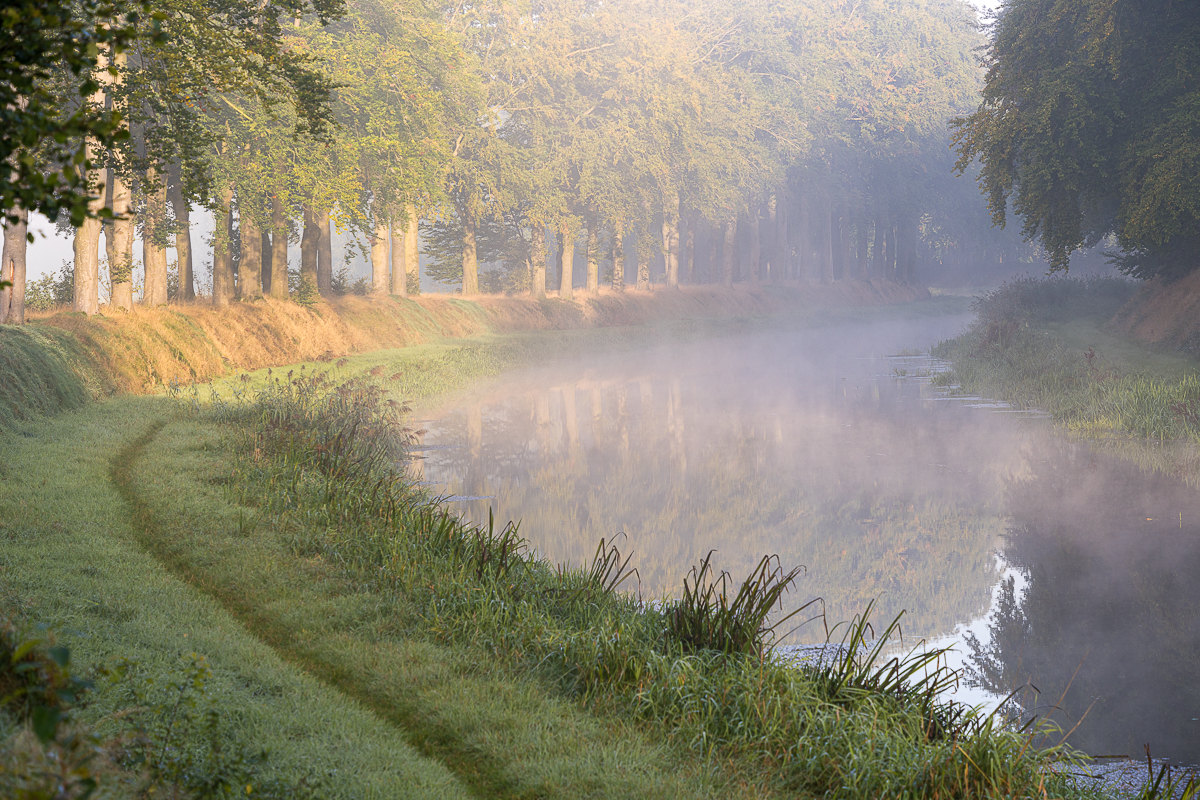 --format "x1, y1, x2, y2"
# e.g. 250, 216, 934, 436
2, 358, 1097, 799
22, 281, 934, 397
931, 277, 1200, 444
